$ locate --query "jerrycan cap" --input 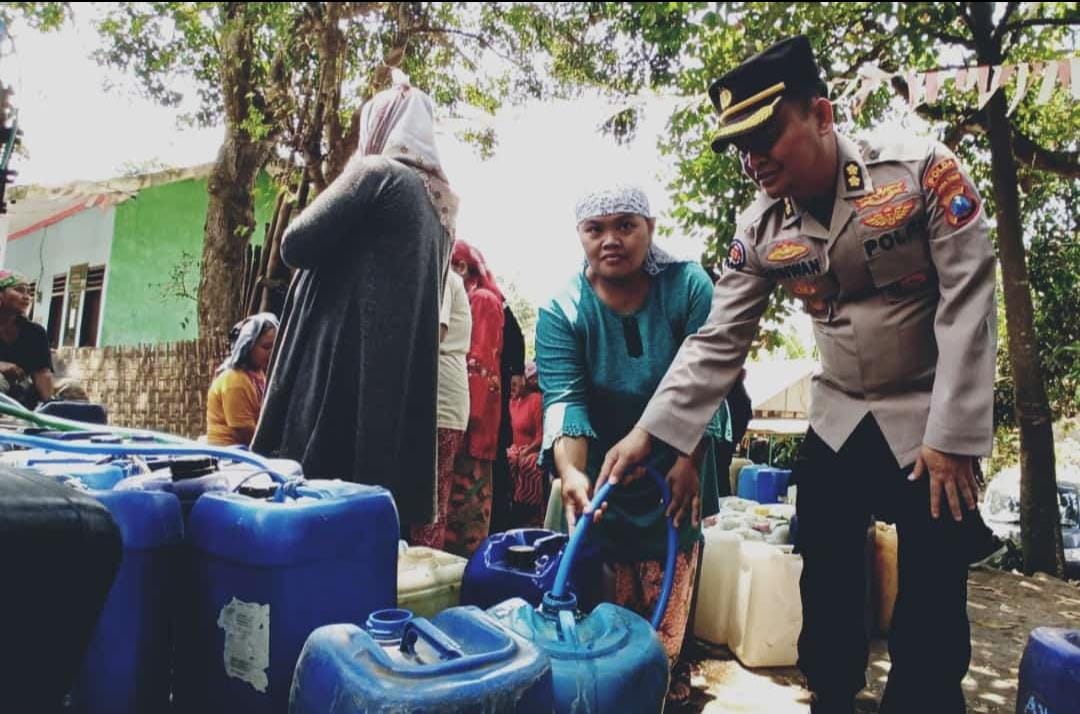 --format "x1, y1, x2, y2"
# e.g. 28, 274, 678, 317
366, 608, 414, 643
507, 544, 538, 571
540, 590, 578, 617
